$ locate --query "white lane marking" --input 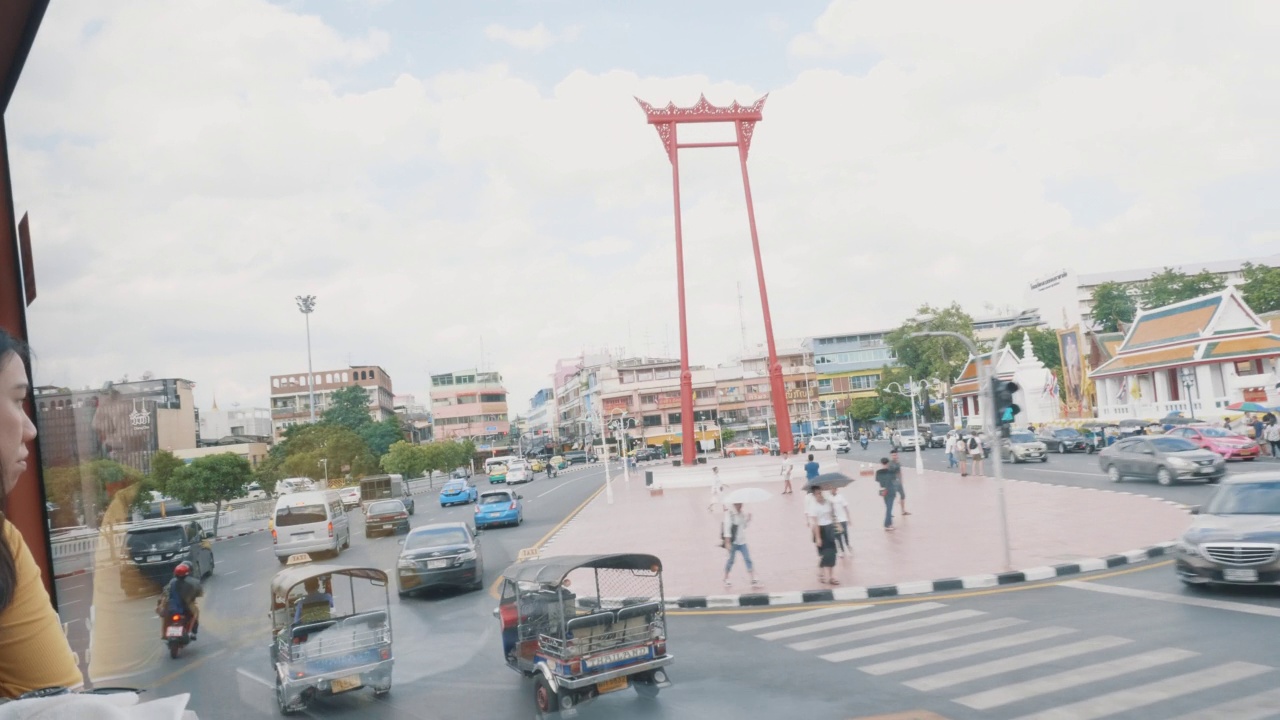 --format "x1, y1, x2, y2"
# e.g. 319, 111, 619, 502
537, 480, 577, 498
233, 583, 254, 591
59, 599, 82, 606
1165, 685, 1280, 720
957, 647, 1198, 710
218, 570, 238, 576
860, 626, 1077, 675
1060, 580, 1280, 618
1018, 662, 1275, 720
906, 636, 1133, 692
758, 602, 946, 641
789, 610, 986, 652
257, 546, 271, 552
820, 617, 1026, 663
729, 605, 872, 632
236, 668, 273, 688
